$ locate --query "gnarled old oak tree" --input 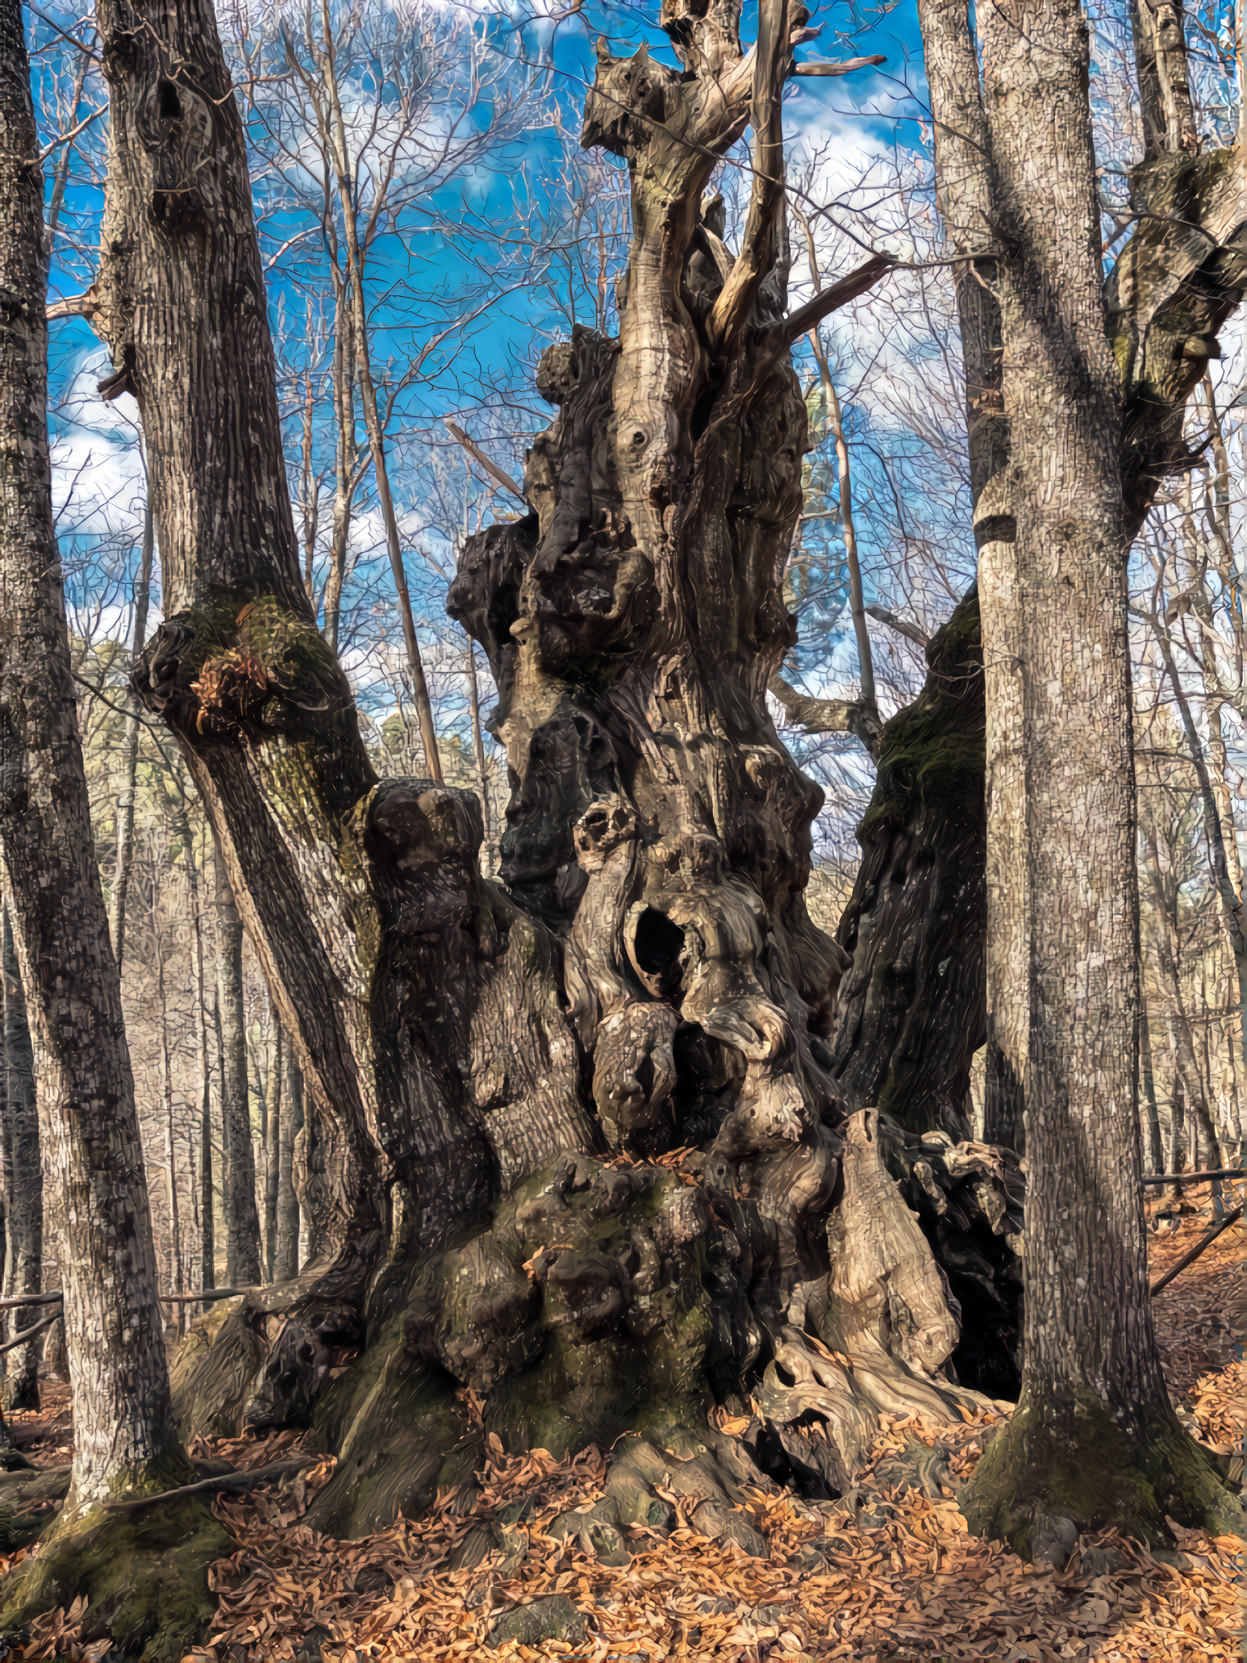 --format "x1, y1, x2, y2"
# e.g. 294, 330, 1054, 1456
0, 0, 230, 1652
80, 0, 1020, 1582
